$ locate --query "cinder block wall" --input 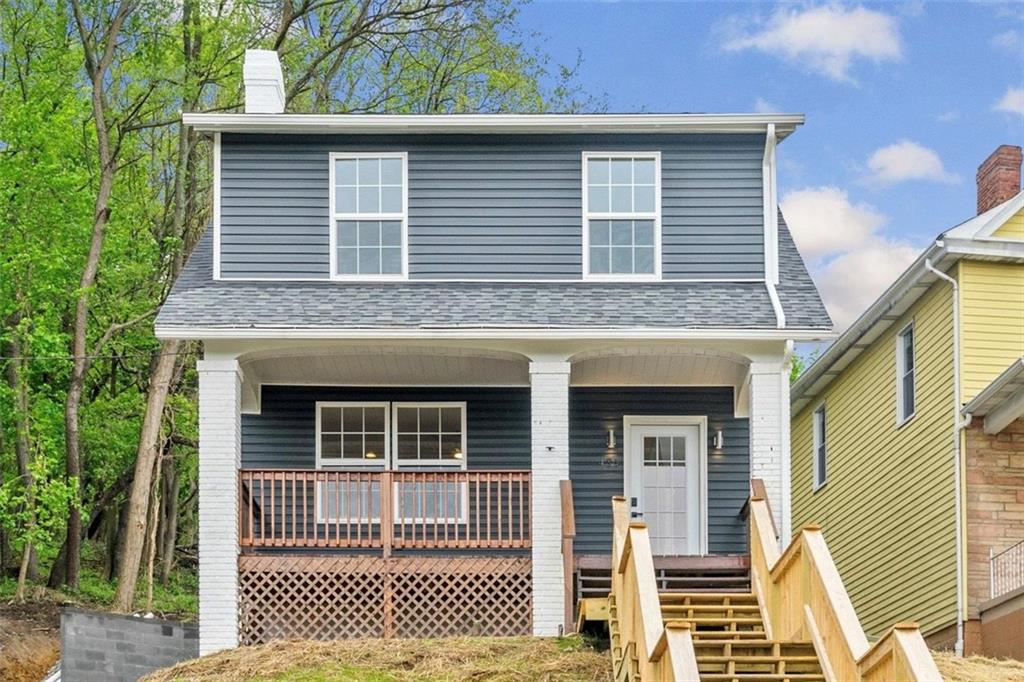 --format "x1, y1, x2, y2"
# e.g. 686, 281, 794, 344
61, 608, 198, 682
